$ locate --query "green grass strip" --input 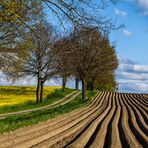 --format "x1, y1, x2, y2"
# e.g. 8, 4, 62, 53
0, 88, 73, 114
0, 90, 98, 133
